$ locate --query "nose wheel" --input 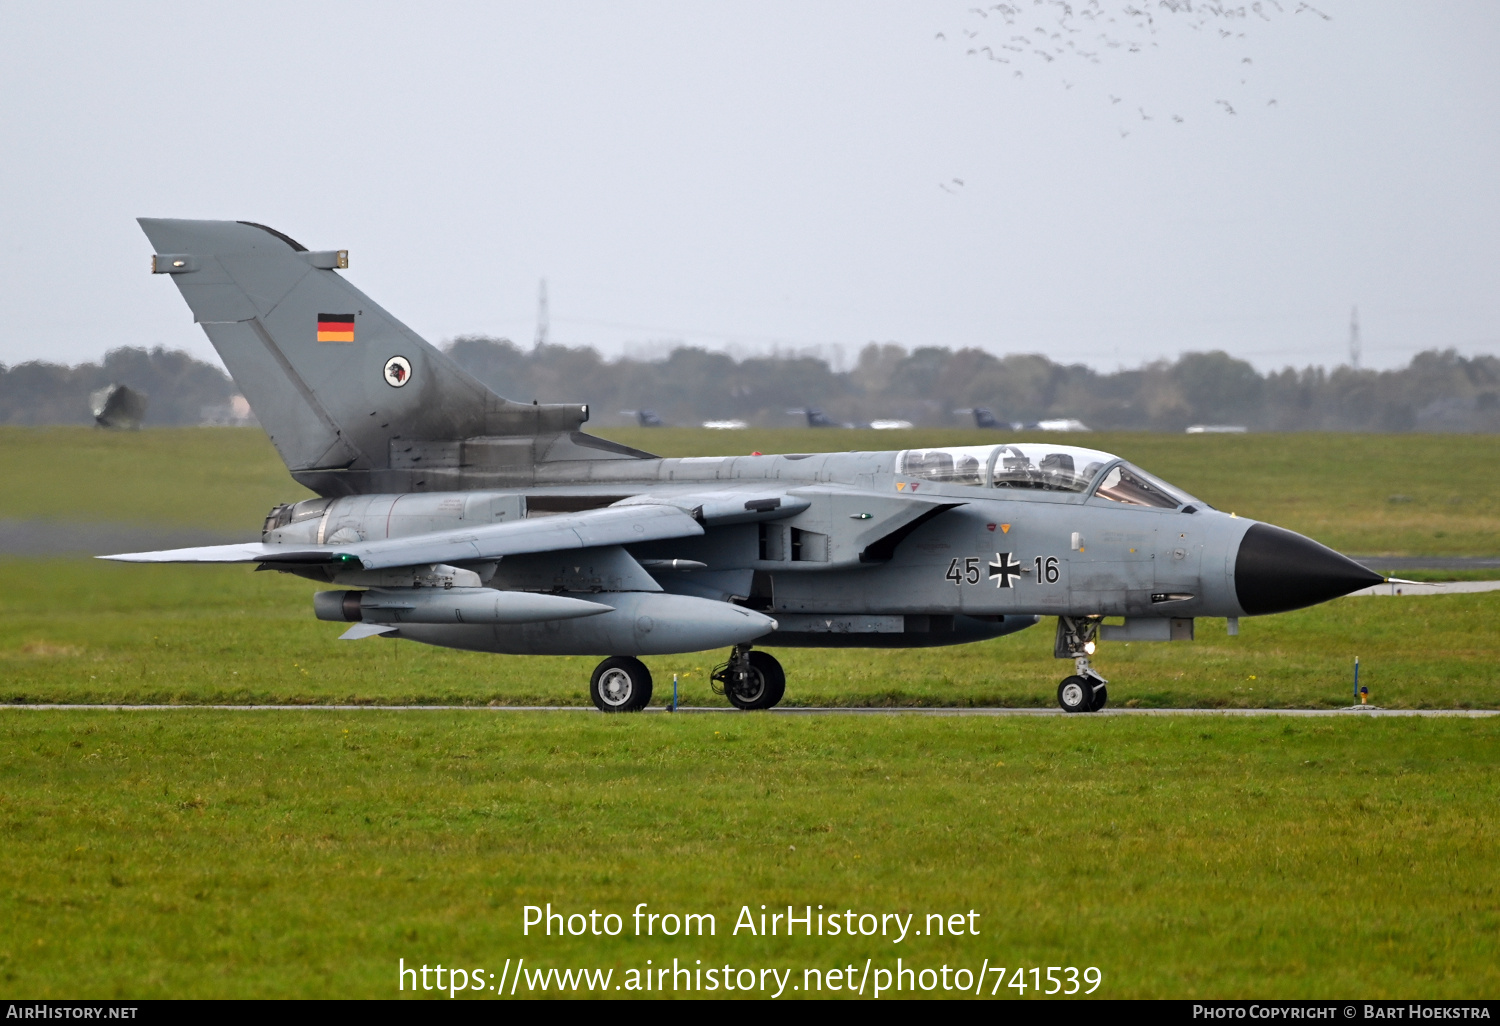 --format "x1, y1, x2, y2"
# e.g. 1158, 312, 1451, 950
1054, 616, 1108, 712
1057, 671, 1108, 713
